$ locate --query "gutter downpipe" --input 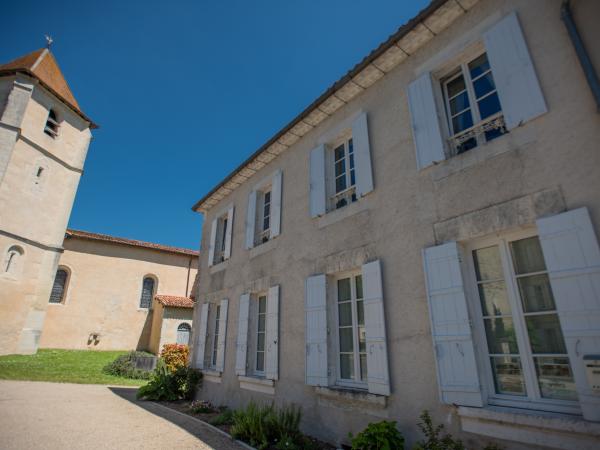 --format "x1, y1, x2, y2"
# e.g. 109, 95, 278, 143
561, 0, 600, 112
185, 255, 192, 297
